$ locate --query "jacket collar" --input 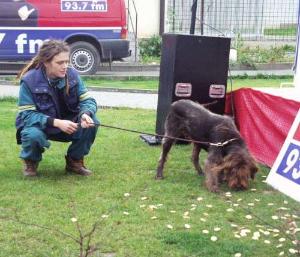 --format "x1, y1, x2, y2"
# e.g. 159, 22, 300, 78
42, 66, 65, 89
